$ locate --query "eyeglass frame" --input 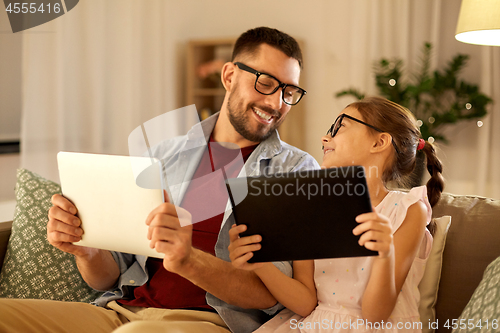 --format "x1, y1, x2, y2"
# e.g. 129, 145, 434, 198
233, 62, 306, 105
326, 113, 400, 154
